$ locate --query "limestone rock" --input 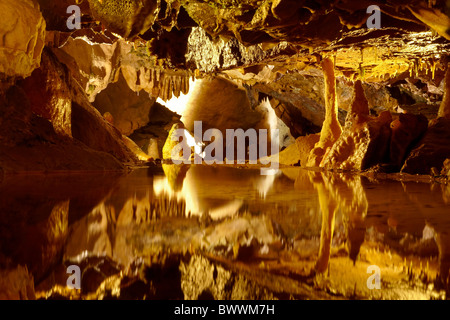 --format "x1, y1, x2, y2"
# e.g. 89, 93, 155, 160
93, 72, 155, 136
163, 123, 187, 161
402, 117, 450, 175
259, 142, 300, 166
0, 85, 125, 172
87, 0, 160, 39
147, 138, 161, 160
314, 79, 392, 171
390, 113, 428, 169
20, 48, 72, 137
296, 134, 320, 167
0, 48, 140, 172
322, 111, 392, 171
55, 37, 120, 102
182, 77, 260, 132
0, 0, 46, 78
122, 135, 151, 161
130, 102, 181, 160
0, 266, 35, 300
